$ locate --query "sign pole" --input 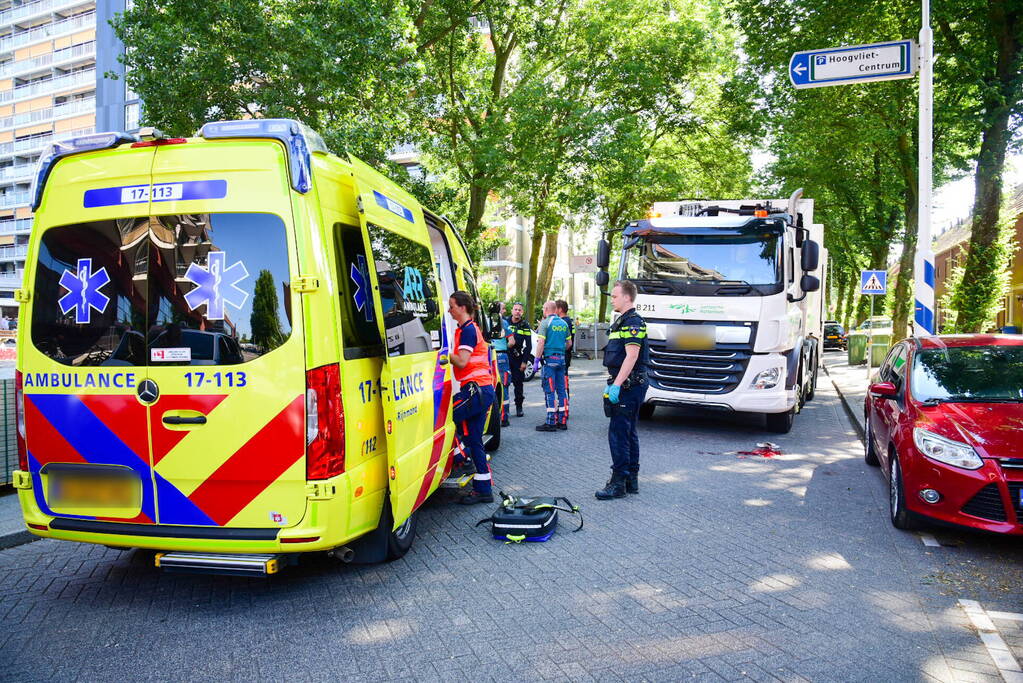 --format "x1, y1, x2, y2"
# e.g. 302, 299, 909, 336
868, 295, 875, 381
915, 0, 936, 334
